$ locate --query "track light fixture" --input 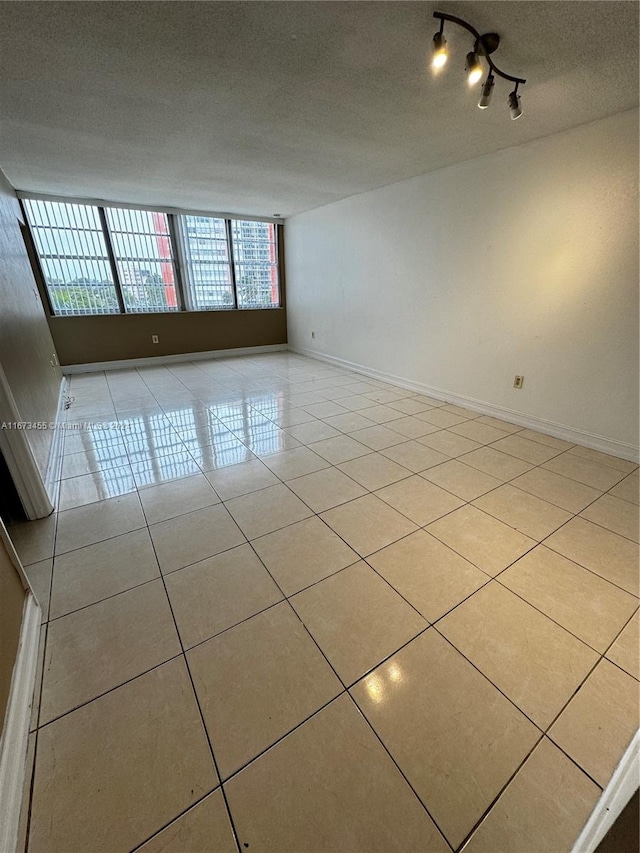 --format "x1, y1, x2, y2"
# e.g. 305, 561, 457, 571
478, 73, 495, 108
431, 20, 448, 69
432, 11, 526, 119
508, 87, 523, 120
